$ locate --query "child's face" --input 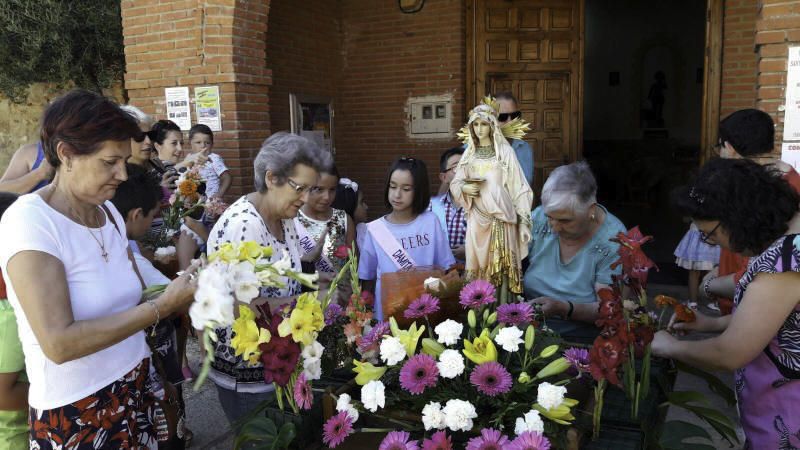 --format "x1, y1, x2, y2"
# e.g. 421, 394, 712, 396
127, 205, 160, 240
354, 191, 368, 223
156, 130, 183, 163
388, 169, 415, 214
307, 173, 338, 214
190, 133, 213, 154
